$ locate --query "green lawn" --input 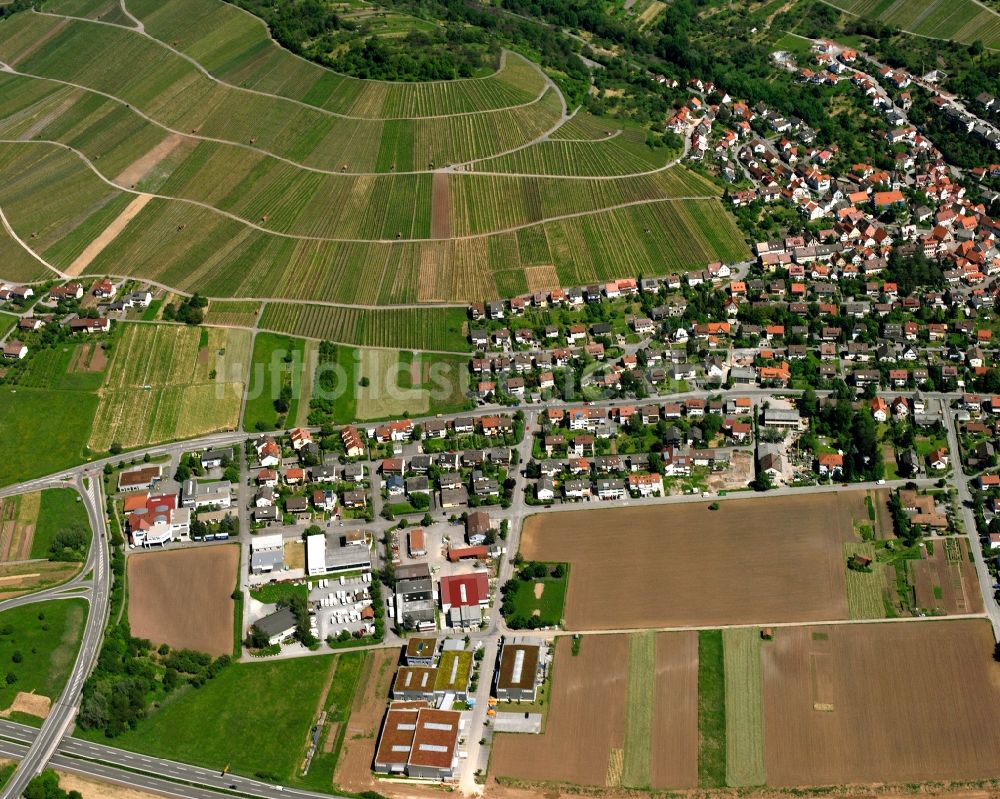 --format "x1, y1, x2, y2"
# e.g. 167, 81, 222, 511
243, 333, 307, 432
32, 487, 91, 560
0, 312, 16, 338
0, 387, 99, 487
722, 628, 765, 787
505, 568, 568, 627
296, 651, 365, 791
101, 655, 346, 783
697, 629, 726, 788
249, 581, 308, 605
0, 599, 87, 716
622, 631, 655, 788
